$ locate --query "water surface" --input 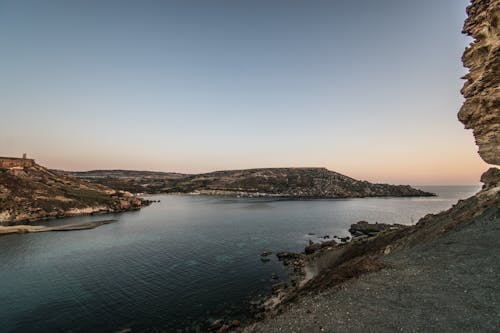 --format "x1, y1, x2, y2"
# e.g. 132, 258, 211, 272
0, 186, 480, 332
